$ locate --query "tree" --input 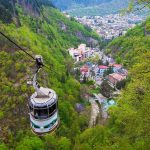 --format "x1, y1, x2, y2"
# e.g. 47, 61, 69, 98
44, 134, 58, 150
127, 0, 150, 12
116, 79, 127, 90
74, 126, 109, 149
101, 80, 113, 98
16, 136, 44, 150
58, 137, 71, 150
74, 68, 81, 80
105, 60, 109, 66
98, 59, 103, 65
0, 143, 8, 150
103, 66, 114, 77
83, 73, 87, 83
61, 74, 66, 83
